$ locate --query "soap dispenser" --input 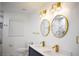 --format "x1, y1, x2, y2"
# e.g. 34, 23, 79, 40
40, 41, 45, 47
